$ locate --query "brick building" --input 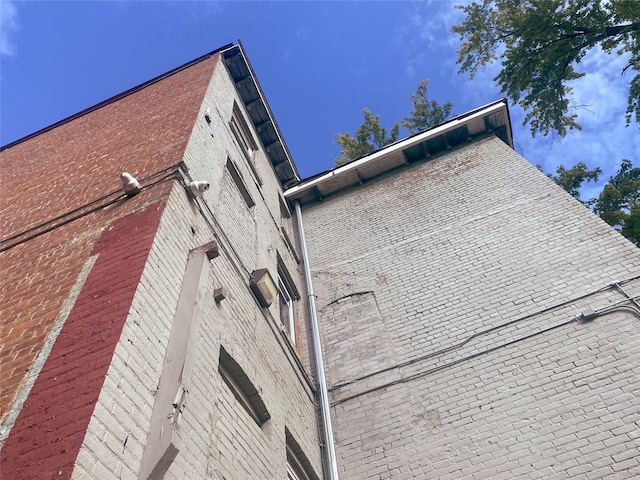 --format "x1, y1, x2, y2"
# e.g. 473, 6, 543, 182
1, 44, 323, 480
287, 102, 640, 478
1, 43, 639, 479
